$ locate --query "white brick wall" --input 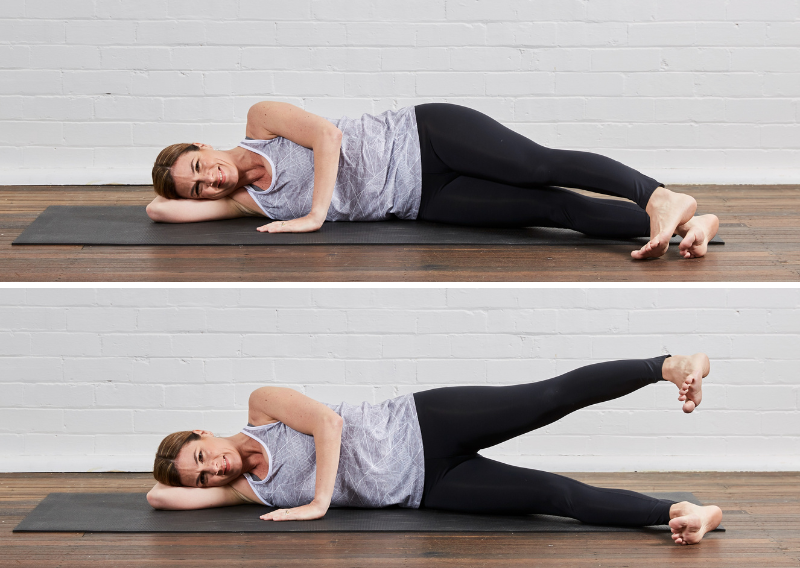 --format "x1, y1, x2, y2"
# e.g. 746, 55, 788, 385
1, 287, 799, 473
2, 1, 800, 184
